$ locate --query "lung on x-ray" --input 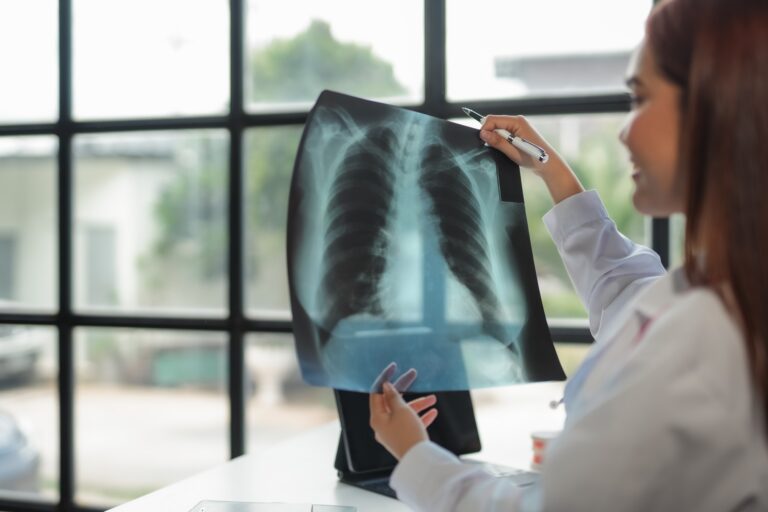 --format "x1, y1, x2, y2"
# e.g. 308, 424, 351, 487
287, 91, 564, 392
